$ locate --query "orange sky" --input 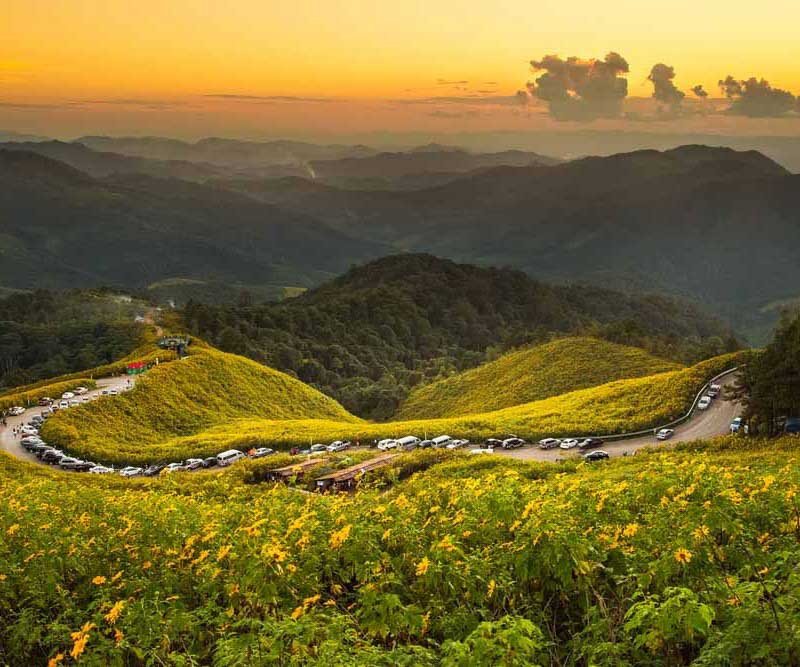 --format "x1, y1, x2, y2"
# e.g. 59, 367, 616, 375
2, 0, 799, 138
